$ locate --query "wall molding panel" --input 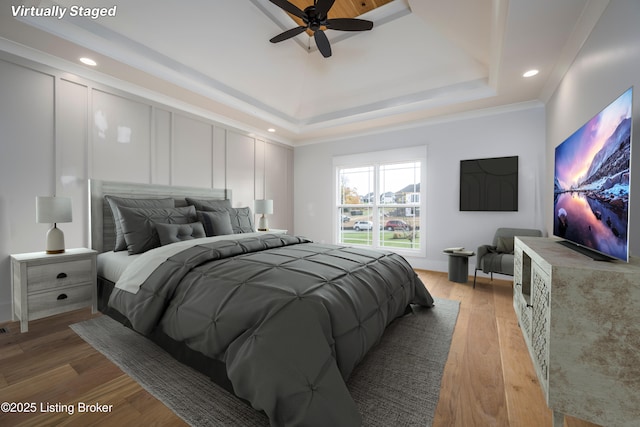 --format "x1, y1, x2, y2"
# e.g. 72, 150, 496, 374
0, 51, 293, 322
